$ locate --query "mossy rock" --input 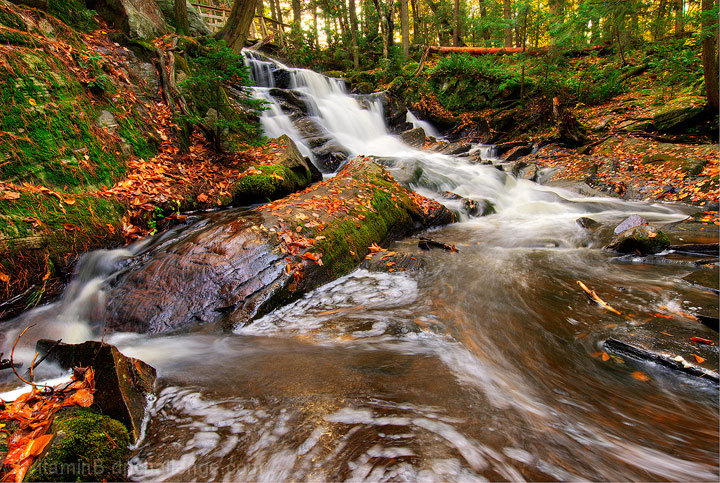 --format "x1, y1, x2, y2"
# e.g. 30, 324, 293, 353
605, 225, 671, 255
232, 164, 312, 205
26, 408, 129, 482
